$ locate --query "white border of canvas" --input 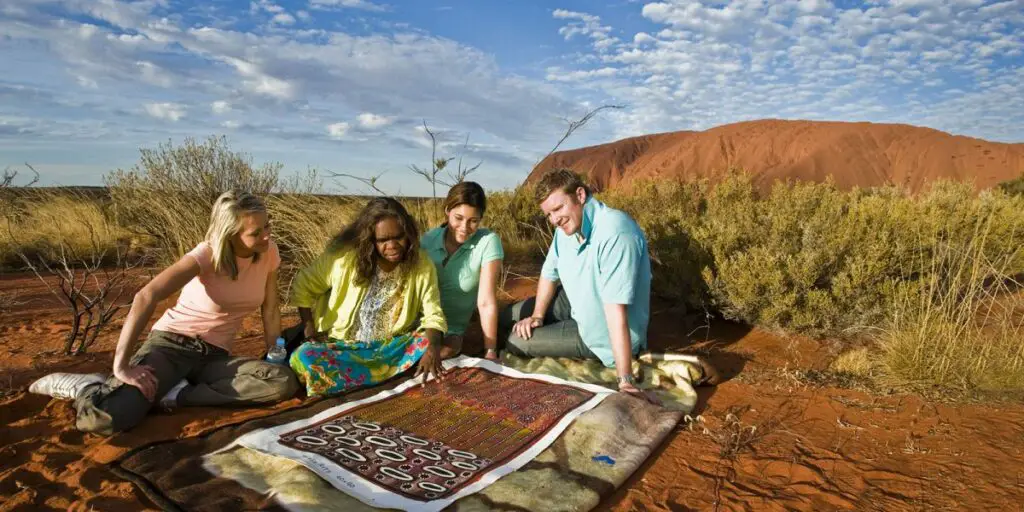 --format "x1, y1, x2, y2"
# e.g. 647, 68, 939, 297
206, 355, 613, 512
